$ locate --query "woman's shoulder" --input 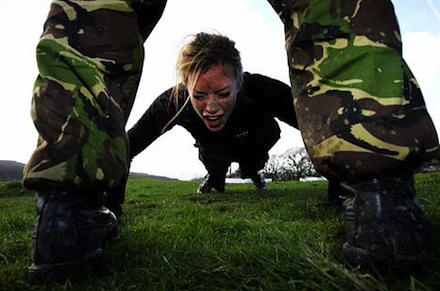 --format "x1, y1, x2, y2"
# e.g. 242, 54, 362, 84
243, 71, 271, 82
240, 72, 275, 95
